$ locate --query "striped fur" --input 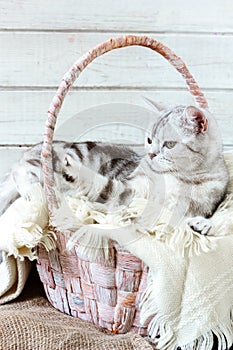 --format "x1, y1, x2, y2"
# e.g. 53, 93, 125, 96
0, 141, 141, 215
